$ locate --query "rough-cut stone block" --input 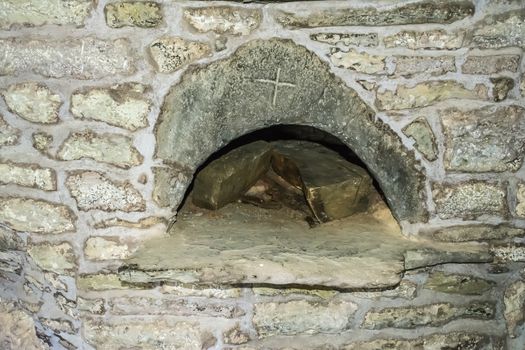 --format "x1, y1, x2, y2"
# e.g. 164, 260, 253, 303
149, 37, 211, 73
0, 302, 47, 350
521, 73, 525, 97
516, 183, 525, 217
424, 272, 494, 295
71, 83, 150, 131
363, 302, 494, 329
433, 182, 507, 220
27, 242, 76, 274
66, 171, 145, 212
275, 2, 474, 28
344, 333, 492, 350
491, 244, 525, 262
504, 279, 525, 337
441, 105, 525, 172
152, 166, 191, 208
83, 318, 216, 350
2, 82, 61, 124
253, 287, 338, 299
402, 118, 438, 161
105, 1, 162, 28
57, 130, 143, 168
93, 216, 167, 229
160, 285, 241, 299
84, 237, 134, 261
427, 224, 525, 242
31, 132, 53, 154
0, 37, 134, 79
470, 10, 525, 48
328, 48, 385, 74
310, 33, 378, 47
78, 297, 105, 315
377, 81, 487, 110
0, 197, 75, 234
253, 300, 356, 337
0, 116, 19, 147
0, 0, 93, 29
184, 7, 261, 35
352, 280, 417, 300
193, 141, 273, 210
77, 273, 128, 291
462, 54, 520, 74
383, 30, 465, 49
491, 76, 514, 102
394, 56, 455, 77
0, 162, 56, 190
